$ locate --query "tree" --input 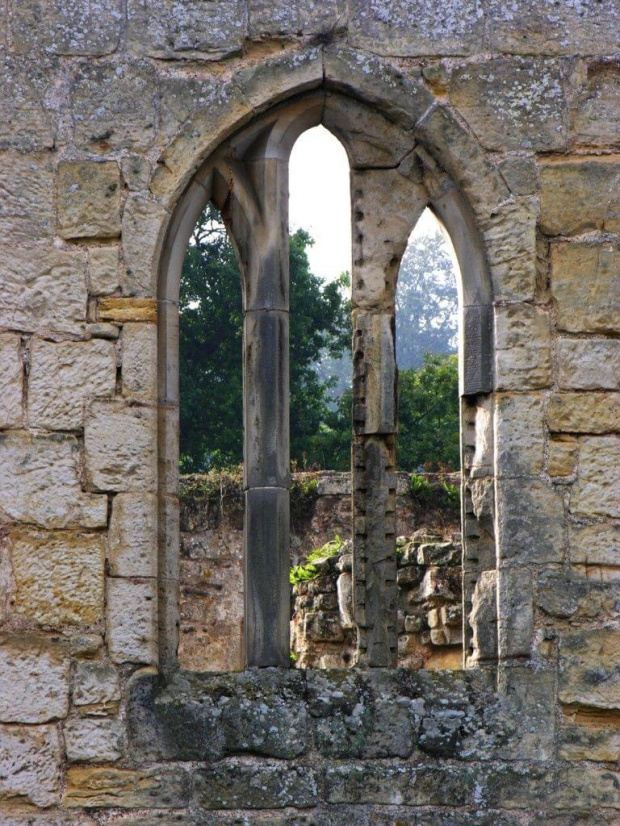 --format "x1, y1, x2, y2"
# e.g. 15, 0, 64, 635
395, 229, 458, 370
397, 353, 460, 471
179, 205, 350, 472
